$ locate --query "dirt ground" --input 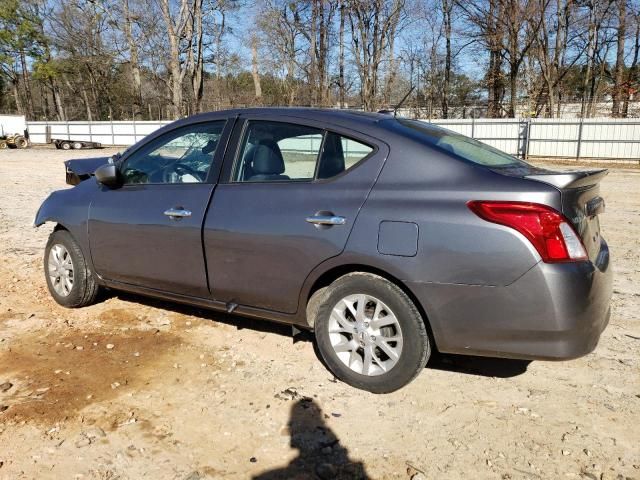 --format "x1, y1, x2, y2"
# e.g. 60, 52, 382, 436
0, 146, 638, 480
